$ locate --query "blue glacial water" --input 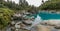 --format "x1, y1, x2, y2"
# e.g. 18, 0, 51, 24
32, 11, 60, 20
